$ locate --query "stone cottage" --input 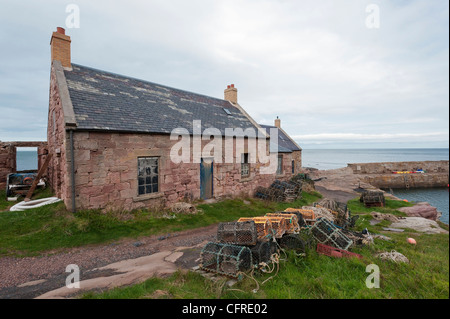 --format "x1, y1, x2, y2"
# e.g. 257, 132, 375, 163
46, 27, 302, 212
